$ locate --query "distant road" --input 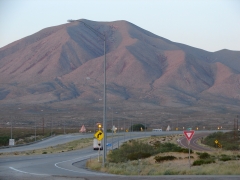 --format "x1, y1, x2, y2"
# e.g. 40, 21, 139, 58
0, 133, 93, 153
2, 130, 237, 180
178, 132, 213, 151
